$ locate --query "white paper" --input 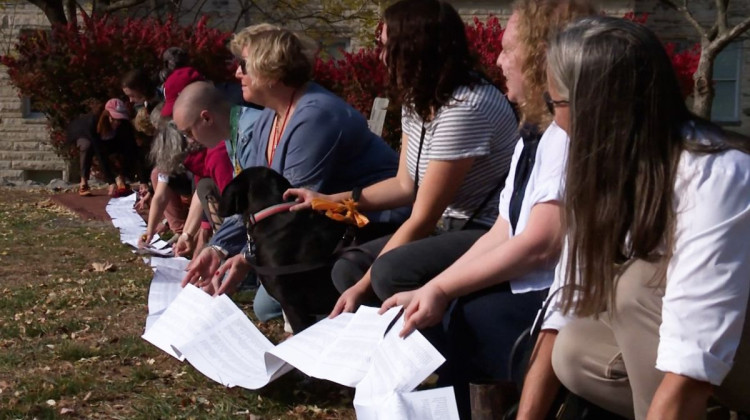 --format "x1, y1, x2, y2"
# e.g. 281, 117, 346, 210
176, 310, 292, 389
146, 267, 185, 320
355, 387, 460, 420
141, 284, 219, 359
266, 306, 403, 387
354, 315, 446, 407
150, 256, 190, 271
